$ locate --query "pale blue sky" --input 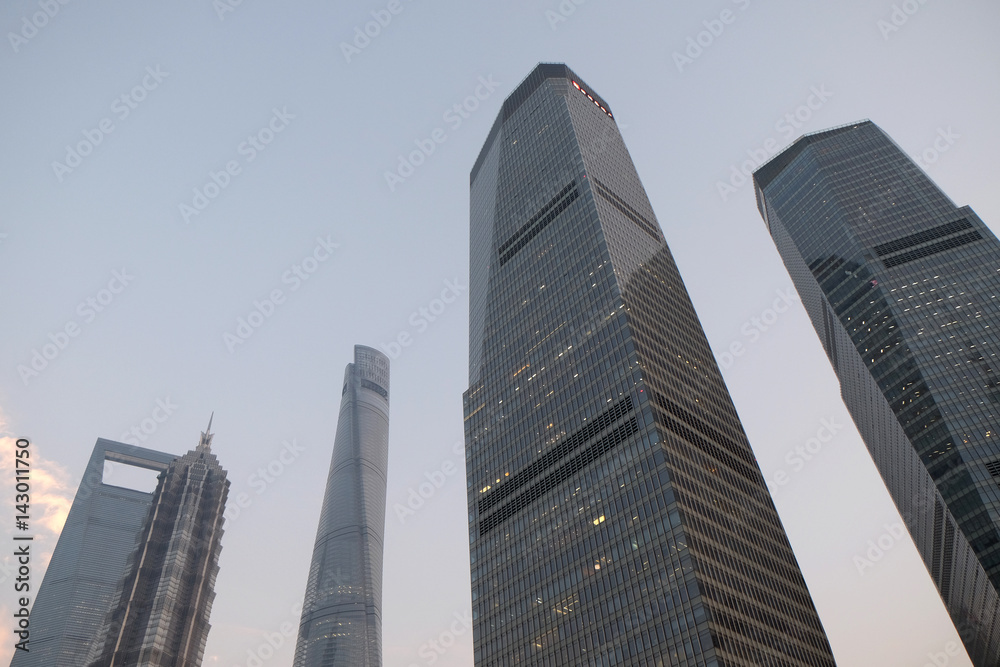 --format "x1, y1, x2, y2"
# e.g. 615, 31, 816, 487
2, 1, 998, 665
